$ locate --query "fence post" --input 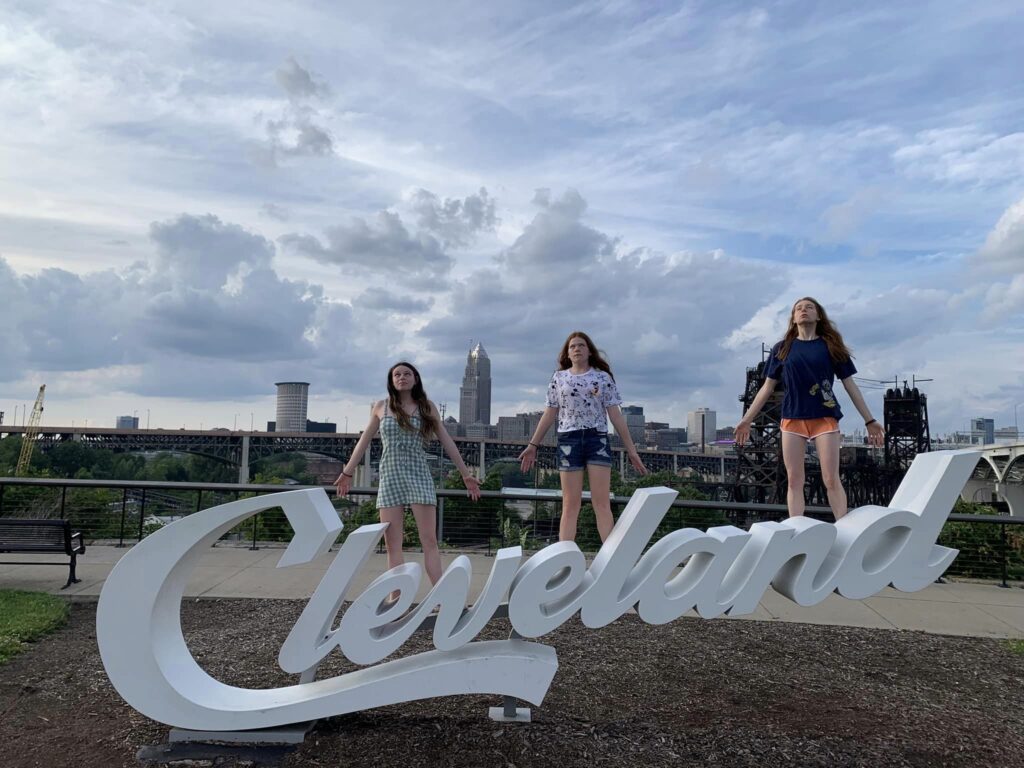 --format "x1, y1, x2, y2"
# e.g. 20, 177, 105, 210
118, 489, 128, 547
137, 489, 147, 541
1000, 523, 1009, 589
60, 486, 67, 519
437, 496, 445, 545
0, 484, 4, 514
196, 489, 203, 513
250, 506, 259, 551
